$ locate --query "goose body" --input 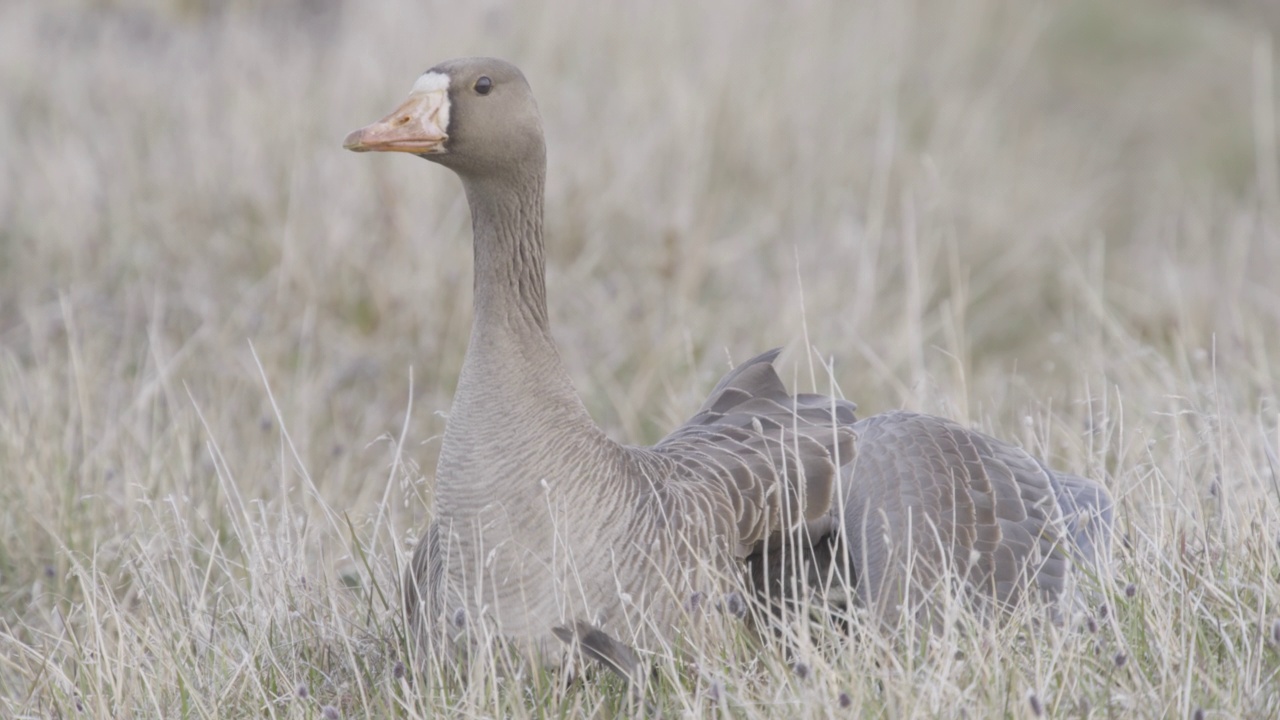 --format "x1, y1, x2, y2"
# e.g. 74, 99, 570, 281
345, 57, 1113, 669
